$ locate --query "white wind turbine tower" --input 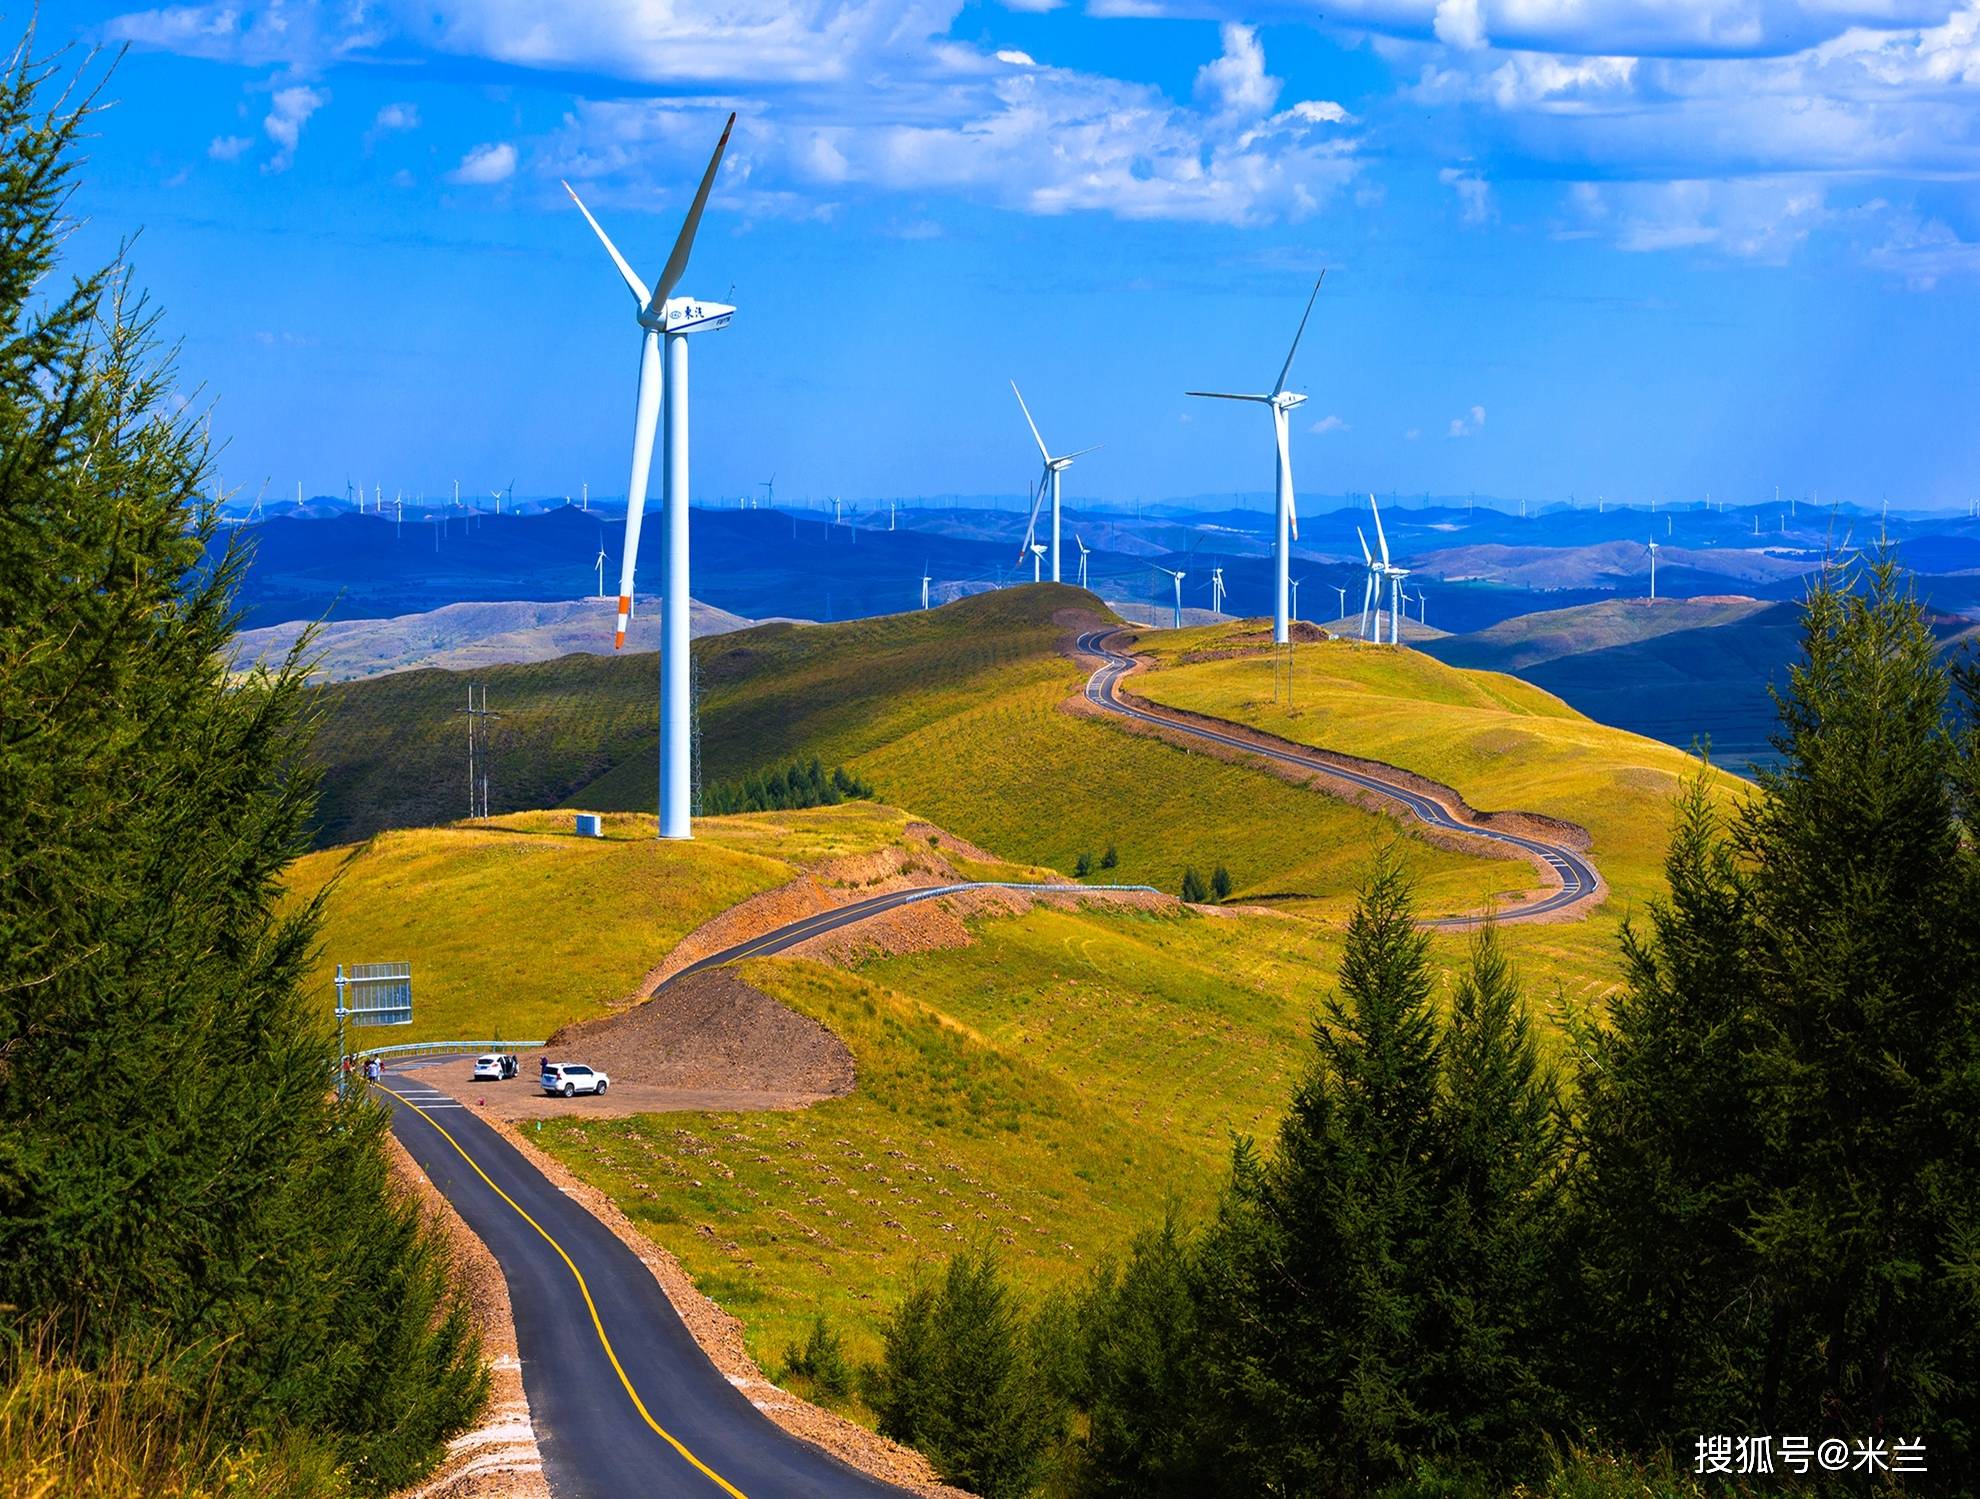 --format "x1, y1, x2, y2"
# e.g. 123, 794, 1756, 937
1645, 536, 1660, 600
1368, 492, 1408, 645
1028, 542, 1047, 583
921, 566, 932, 611
1332, 583, 1347, 620
1356, 526, 1383, 640
1209, 567, 1226, 618
594, 542, 607, 598
1290, 576, 1304, 623
1153, 564, 1186, 628
1074, 534, 1091, 591
565, 112, 737, 841
1011, 381, 1097, 583
1187, 271, 1326, 647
